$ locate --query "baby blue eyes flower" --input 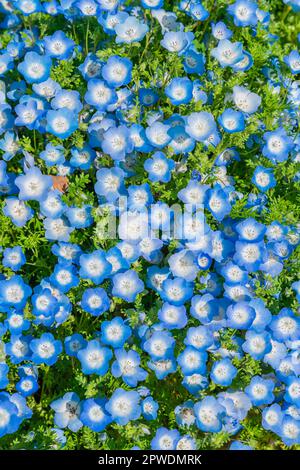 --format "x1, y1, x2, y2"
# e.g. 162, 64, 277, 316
30, 333, 63, 366
17, 51, 52, 84
81, 287, 110, 316
144, 152, 175, 183
232, 85, 261, 114
105, 388, 141, 425
218, 108, 245, 133
115, 16, 148, 44
2, 246, 26, 271
151, 427, 180, 450
51, 392, 82, 432
101, 55, 132, 87
194, 396, 224, 433
284, 50, 300, 74
252, 165, 276, 192
77, 339, 112, 375
165, 77, 193, 105
112, 269, 144, 302
211, 39, 244, 67
227, 0, 258, 27
262, 127, 294, 162
161, 31, 194, 55
15, 167, 53, 202
111, 349, 148, 387
43, 30, 75, 60
245, 376, 275, 406
0, 363, 9, 389
46, 108, 78, 139
80, 398, 112, 432
211, 358, 237, 387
